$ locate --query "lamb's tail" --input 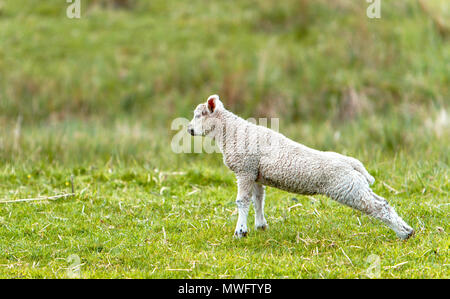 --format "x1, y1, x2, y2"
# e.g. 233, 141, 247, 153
347, 157, 375, 185
326, 151, 375, 185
